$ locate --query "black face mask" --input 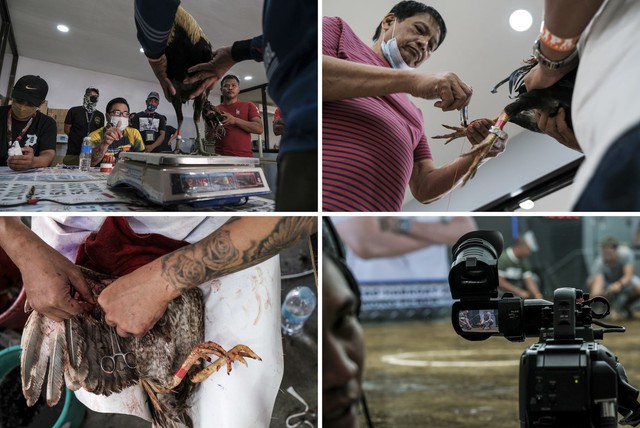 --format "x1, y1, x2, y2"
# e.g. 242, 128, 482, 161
89, 95, 99, 103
